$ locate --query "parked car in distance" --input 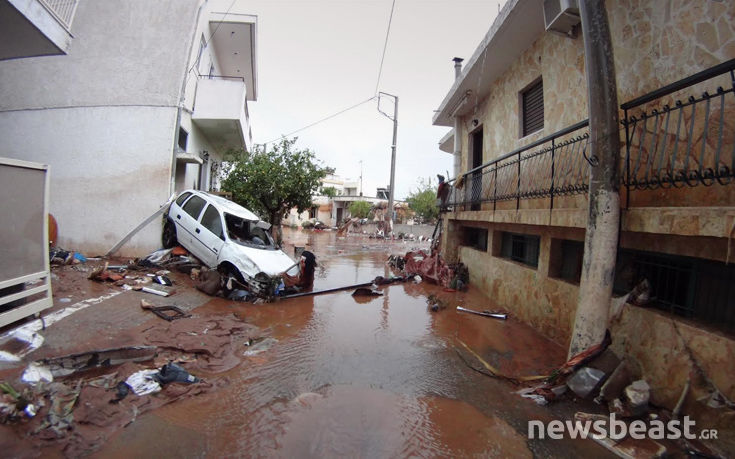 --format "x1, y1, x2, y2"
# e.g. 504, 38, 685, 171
163, 190, 298, 283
